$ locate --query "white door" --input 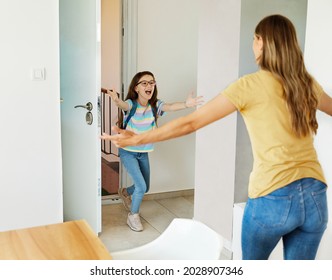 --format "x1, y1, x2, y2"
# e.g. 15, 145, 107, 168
59, 0, 101, 234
